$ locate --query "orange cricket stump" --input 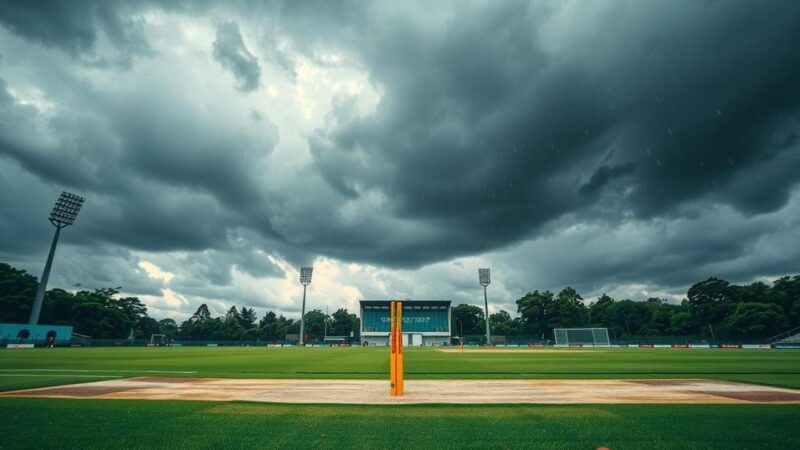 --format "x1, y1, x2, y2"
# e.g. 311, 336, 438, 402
389, 300, 404, 397
396, 301, 404, 395
389, 301, 397, 396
